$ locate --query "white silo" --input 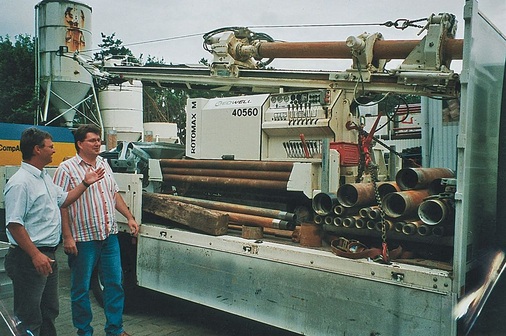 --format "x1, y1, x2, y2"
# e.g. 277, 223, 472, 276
35, 0, 93, 127
99, 80, 144, 143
